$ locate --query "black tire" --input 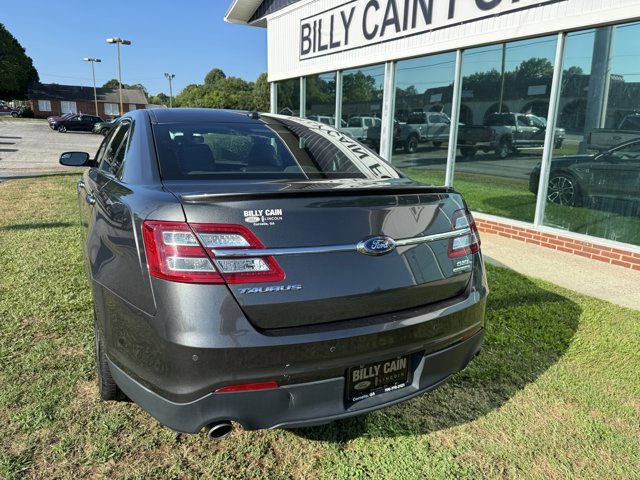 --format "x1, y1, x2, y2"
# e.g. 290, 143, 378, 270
404, 135, 419, 154
11, 111, 18, 118
100, 127, 110, 136
496, 138, 512, 159
554, 139, 564, 149
460, 146, 477, 159
432, 141, 443, 148
58, 125, 67, 133
94, 317, 124, 401
547, 172, 581, 207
